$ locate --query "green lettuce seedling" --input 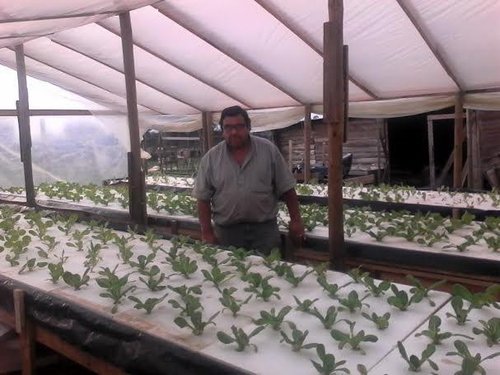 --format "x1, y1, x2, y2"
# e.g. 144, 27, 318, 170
174, 310, 219, 336
446, 340, 500, 375
451, 284, 500, 309
244, 273, 280, 301
217, 325, 265, 352
62, 268, 91, 290
387, 284, 416, 311
331, 320, 378, 354
317, 274, 349, 299
415, 315, 473, 345
293, 296, 319, 313
446, 297, 472, 326
202, 265, 234, 292
128, 293, 168, 314
18, 258, 47, 274
47, 262, 64, 284
169, 253, 198, 279
397, 341, 438, 372
218, 287, 252, 317
472, 318, 500, 347
96, 265, 136, 313
138, 265, 166, 291
362, 276, 391, 297
253, 306, 292, 331
338, 290, 370, 313
361, 312, 391, 330
283, 266, 314, 287
129, 253, 156, 275
310, 344, 349, 375
309, 306, 346, 330
280, 326, 317, 352
114, 235, 134, 264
